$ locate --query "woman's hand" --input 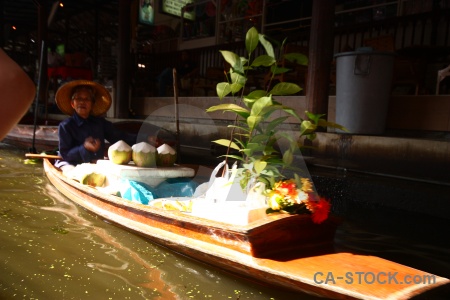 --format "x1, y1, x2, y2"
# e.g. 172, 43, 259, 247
84, 137, 101, 152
